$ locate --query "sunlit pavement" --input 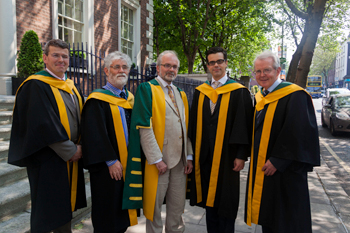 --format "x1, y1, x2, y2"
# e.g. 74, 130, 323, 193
73, 98, 350, 233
